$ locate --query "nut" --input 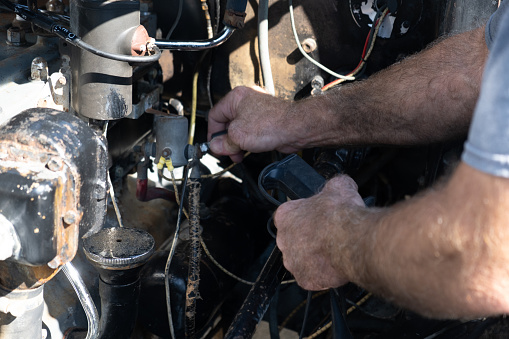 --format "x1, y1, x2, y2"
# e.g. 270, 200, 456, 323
6, 27, 26, 46
161, 148, 172, 158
